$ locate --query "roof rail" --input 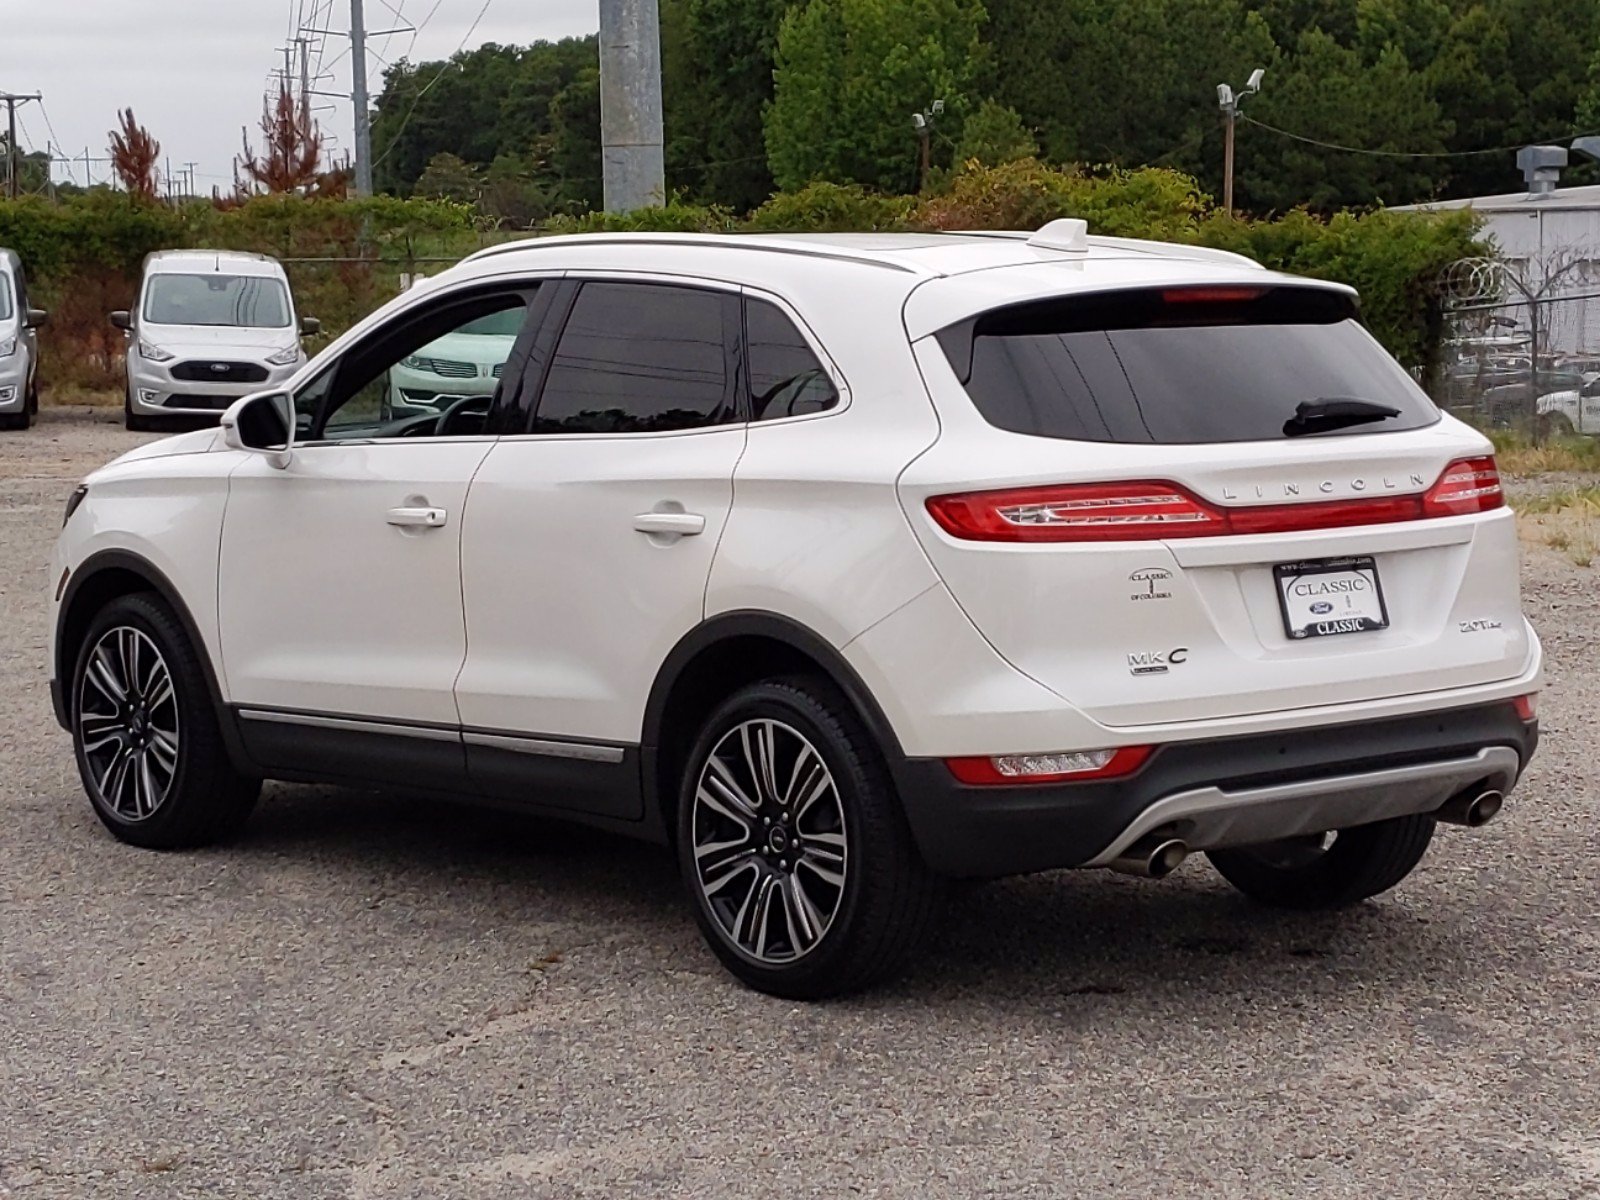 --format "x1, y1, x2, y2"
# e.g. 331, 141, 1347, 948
460, 233, 924, 274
